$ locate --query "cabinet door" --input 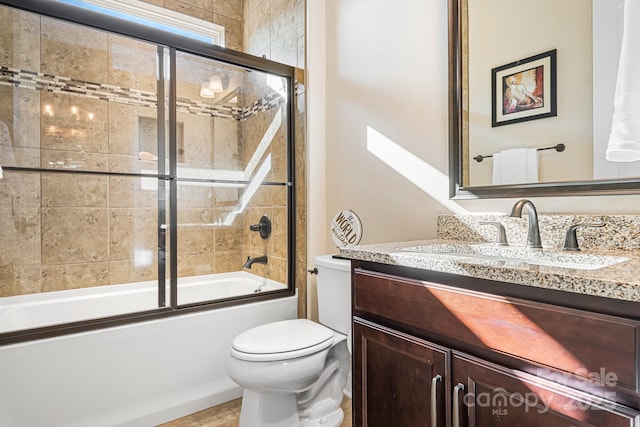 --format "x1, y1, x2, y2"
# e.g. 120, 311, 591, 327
353, 318, 449, 427
452, 352, 640, 427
